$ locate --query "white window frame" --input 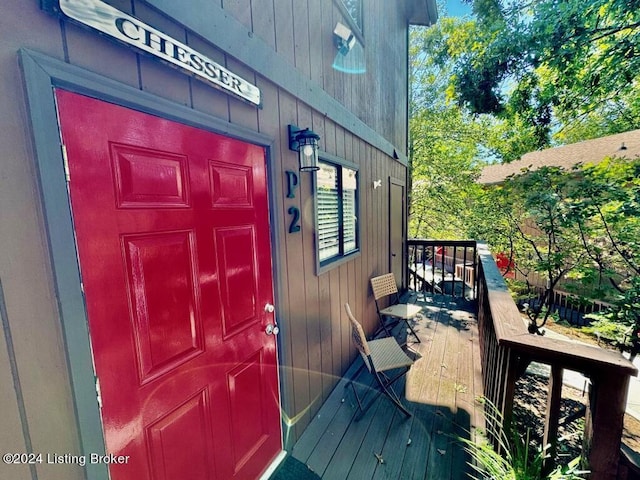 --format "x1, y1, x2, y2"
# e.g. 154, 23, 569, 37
314, 153, 360, 274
